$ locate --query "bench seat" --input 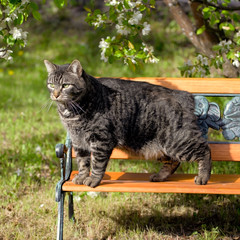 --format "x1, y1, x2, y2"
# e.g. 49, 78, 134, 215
55, 77, 240, 240
62, 171, 240, 195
